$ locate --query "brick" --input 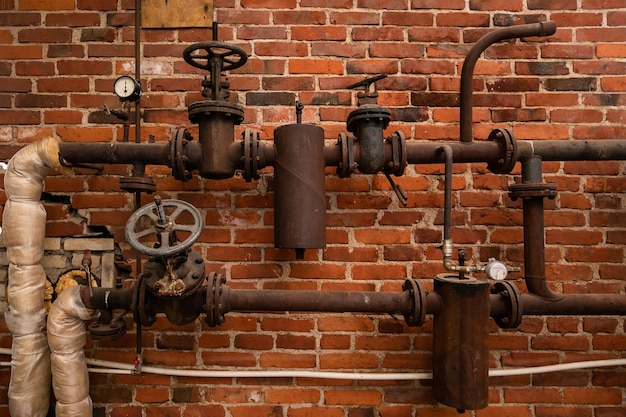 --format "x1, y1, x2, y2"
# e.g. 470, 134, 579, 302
0, 45, 42, 59
535, 407, 592, 417
531, 335, 590, 351
19, 0, 74, 10
135, 387, 170, 403
47, 12, 100, 27
320, 353, 379, 369
260, 352, 316, 368
563, 388, 622, 405
18, 28, 72, 43
504, 388, 562, 403
325, 390, 382, 406
318, 316, 374, 332
0, 12, 40, 26
182, 405, 225, 417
